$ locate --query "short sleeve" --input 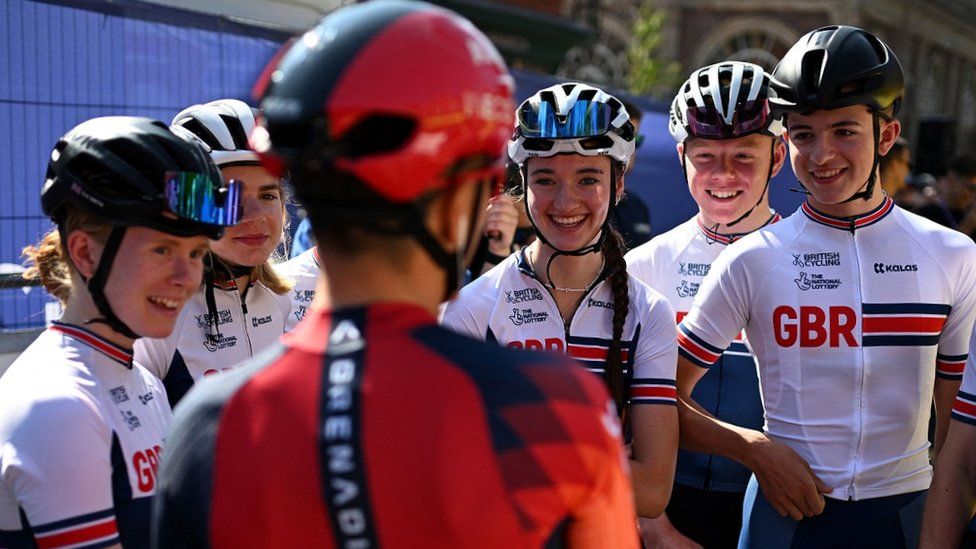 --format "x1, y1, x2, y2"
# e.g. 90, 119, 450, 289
629, 290, 678, 406
936, 243, 976, 380
951, 326, 976, 426
1, 396, 120, 547
677, 249, 752, 368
